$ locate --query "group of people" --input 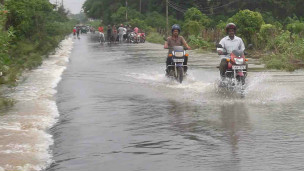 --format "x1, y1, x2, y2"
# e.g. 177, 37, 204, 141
164, 23, 245, 78
97, 24, 143, 43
